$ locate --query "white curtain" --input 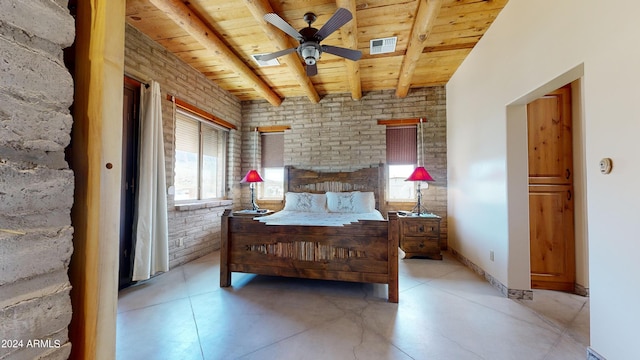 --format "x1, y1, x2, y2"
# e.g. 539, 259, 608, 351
132, 80, 169, 281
